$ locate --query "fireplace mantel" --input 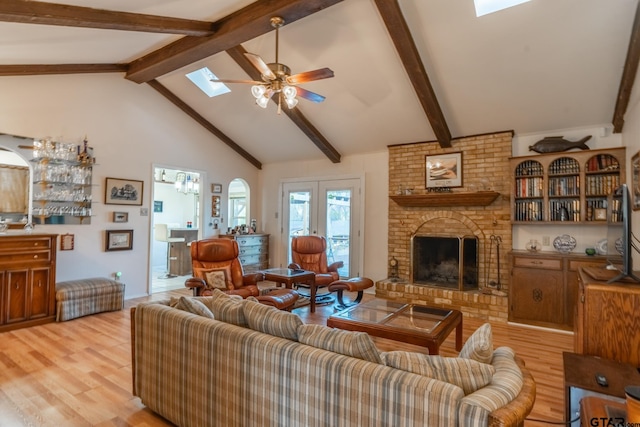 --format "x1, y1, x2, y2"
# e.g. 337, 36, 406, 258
390, 191, 500, 207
